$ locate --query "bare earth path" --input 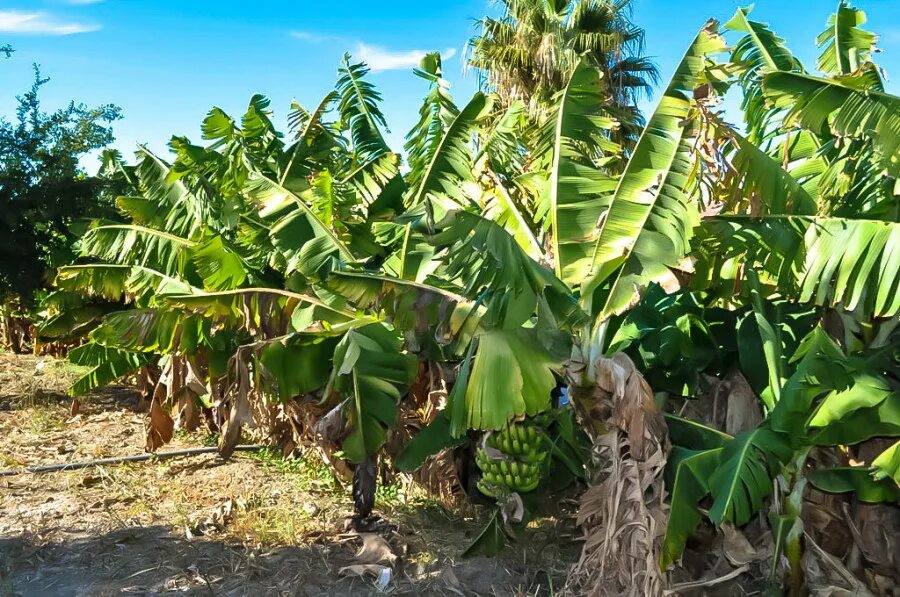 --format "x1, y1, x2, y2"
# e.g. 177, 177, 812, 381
0, 353, 575, 596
